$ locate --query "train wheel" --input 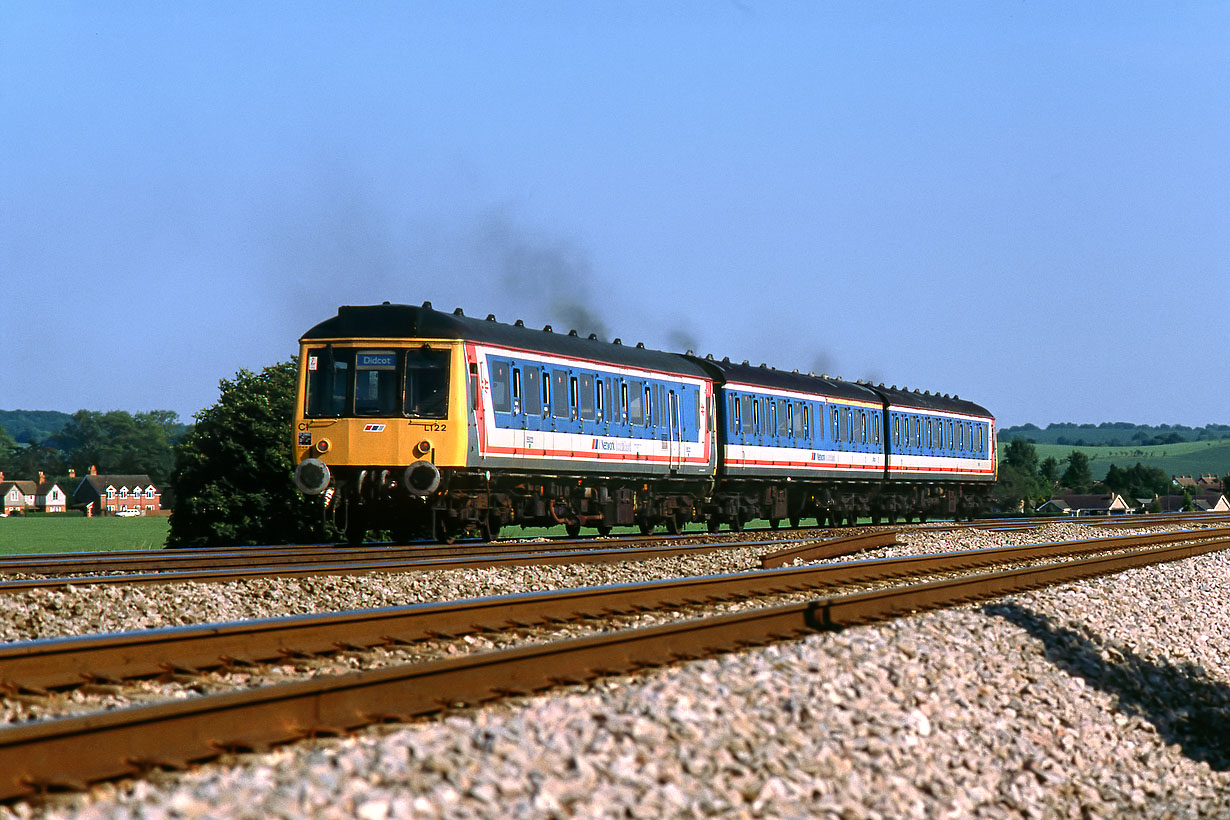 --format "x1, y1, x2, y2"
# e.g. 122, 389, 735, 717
707, 518, 721, 534
639, 520, 654, 535
665, 514, 681, 535
769, 518, 780, 530
480, 514, 500, 542
565, 520, 581, 538
789, 516, 800, 529
596, 524, 613, 537
730, 518, 743, 533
